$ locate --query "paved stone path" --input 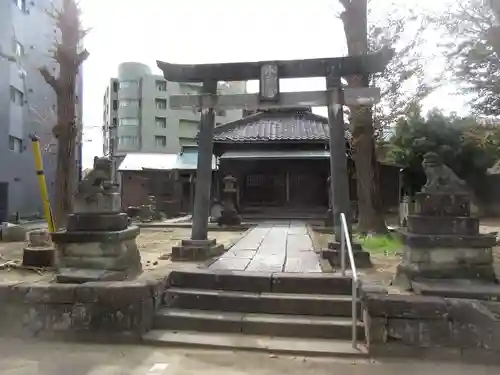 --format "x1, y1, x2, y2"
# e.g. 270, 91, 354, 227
3, 337, 495, 375
209, 221, 321, 273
